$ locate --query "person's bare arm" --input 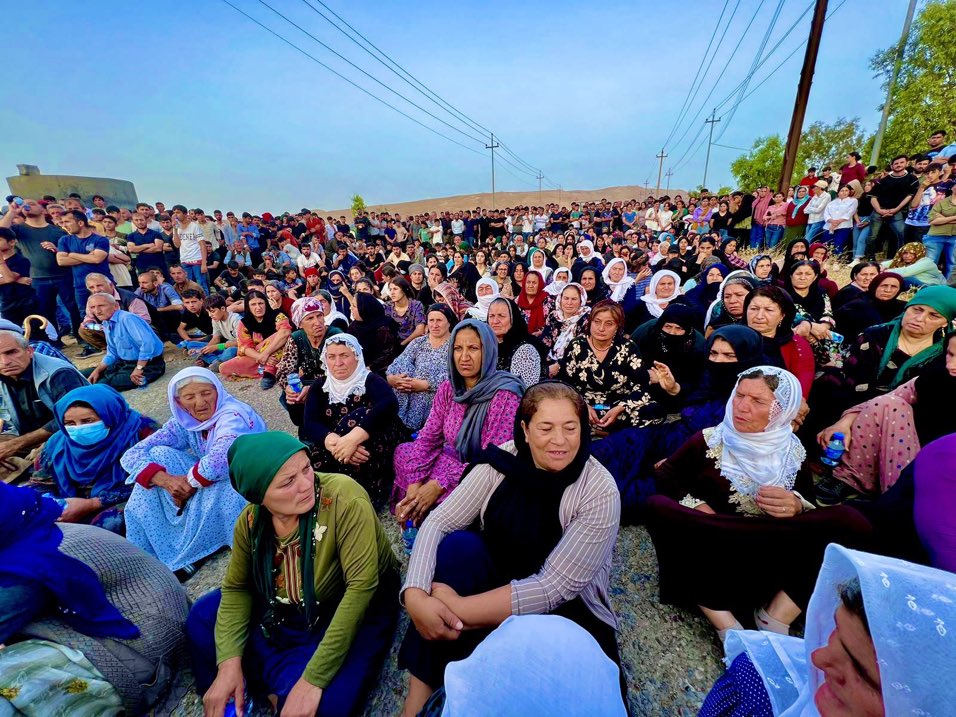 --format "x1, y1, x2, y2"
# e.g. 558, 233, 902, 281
0, 205, 16, 228
56, 252, 82, 266
73, 249, 109, 264
0, 258, 22, 285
